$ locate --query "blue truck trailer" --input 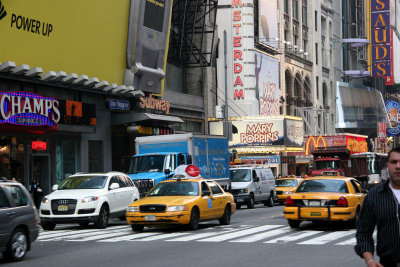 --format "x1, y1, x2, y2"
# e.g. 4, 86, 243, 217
127, 133, 230, 197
